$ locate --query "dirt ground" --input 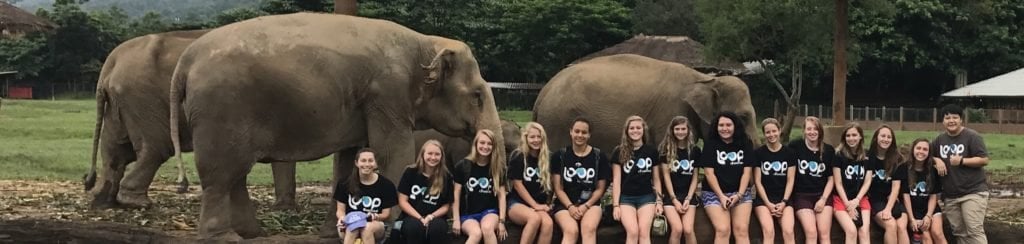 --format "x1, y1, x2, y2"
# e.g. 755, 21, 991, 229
3, 180, 1024, 243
